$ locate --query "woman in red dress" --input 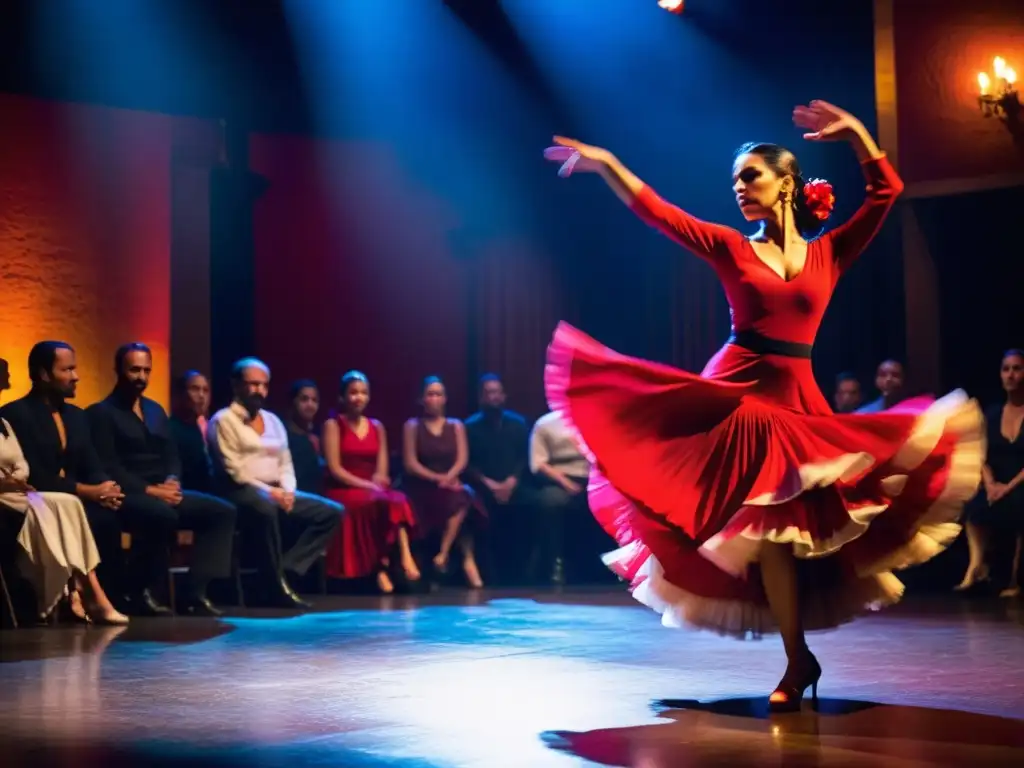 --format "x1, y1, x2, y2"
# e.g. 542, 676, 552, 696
543, 100, 984, 711
323, 371, 420, 593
